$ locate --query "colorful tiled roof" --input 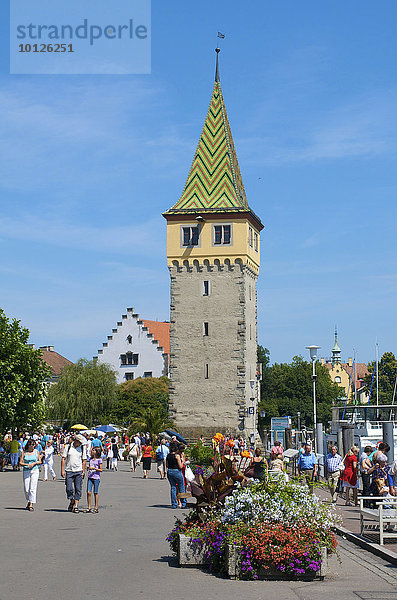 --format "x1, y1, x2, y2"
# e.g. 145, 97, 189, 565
142, 320, 170, 355
164, 76, 249, 215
